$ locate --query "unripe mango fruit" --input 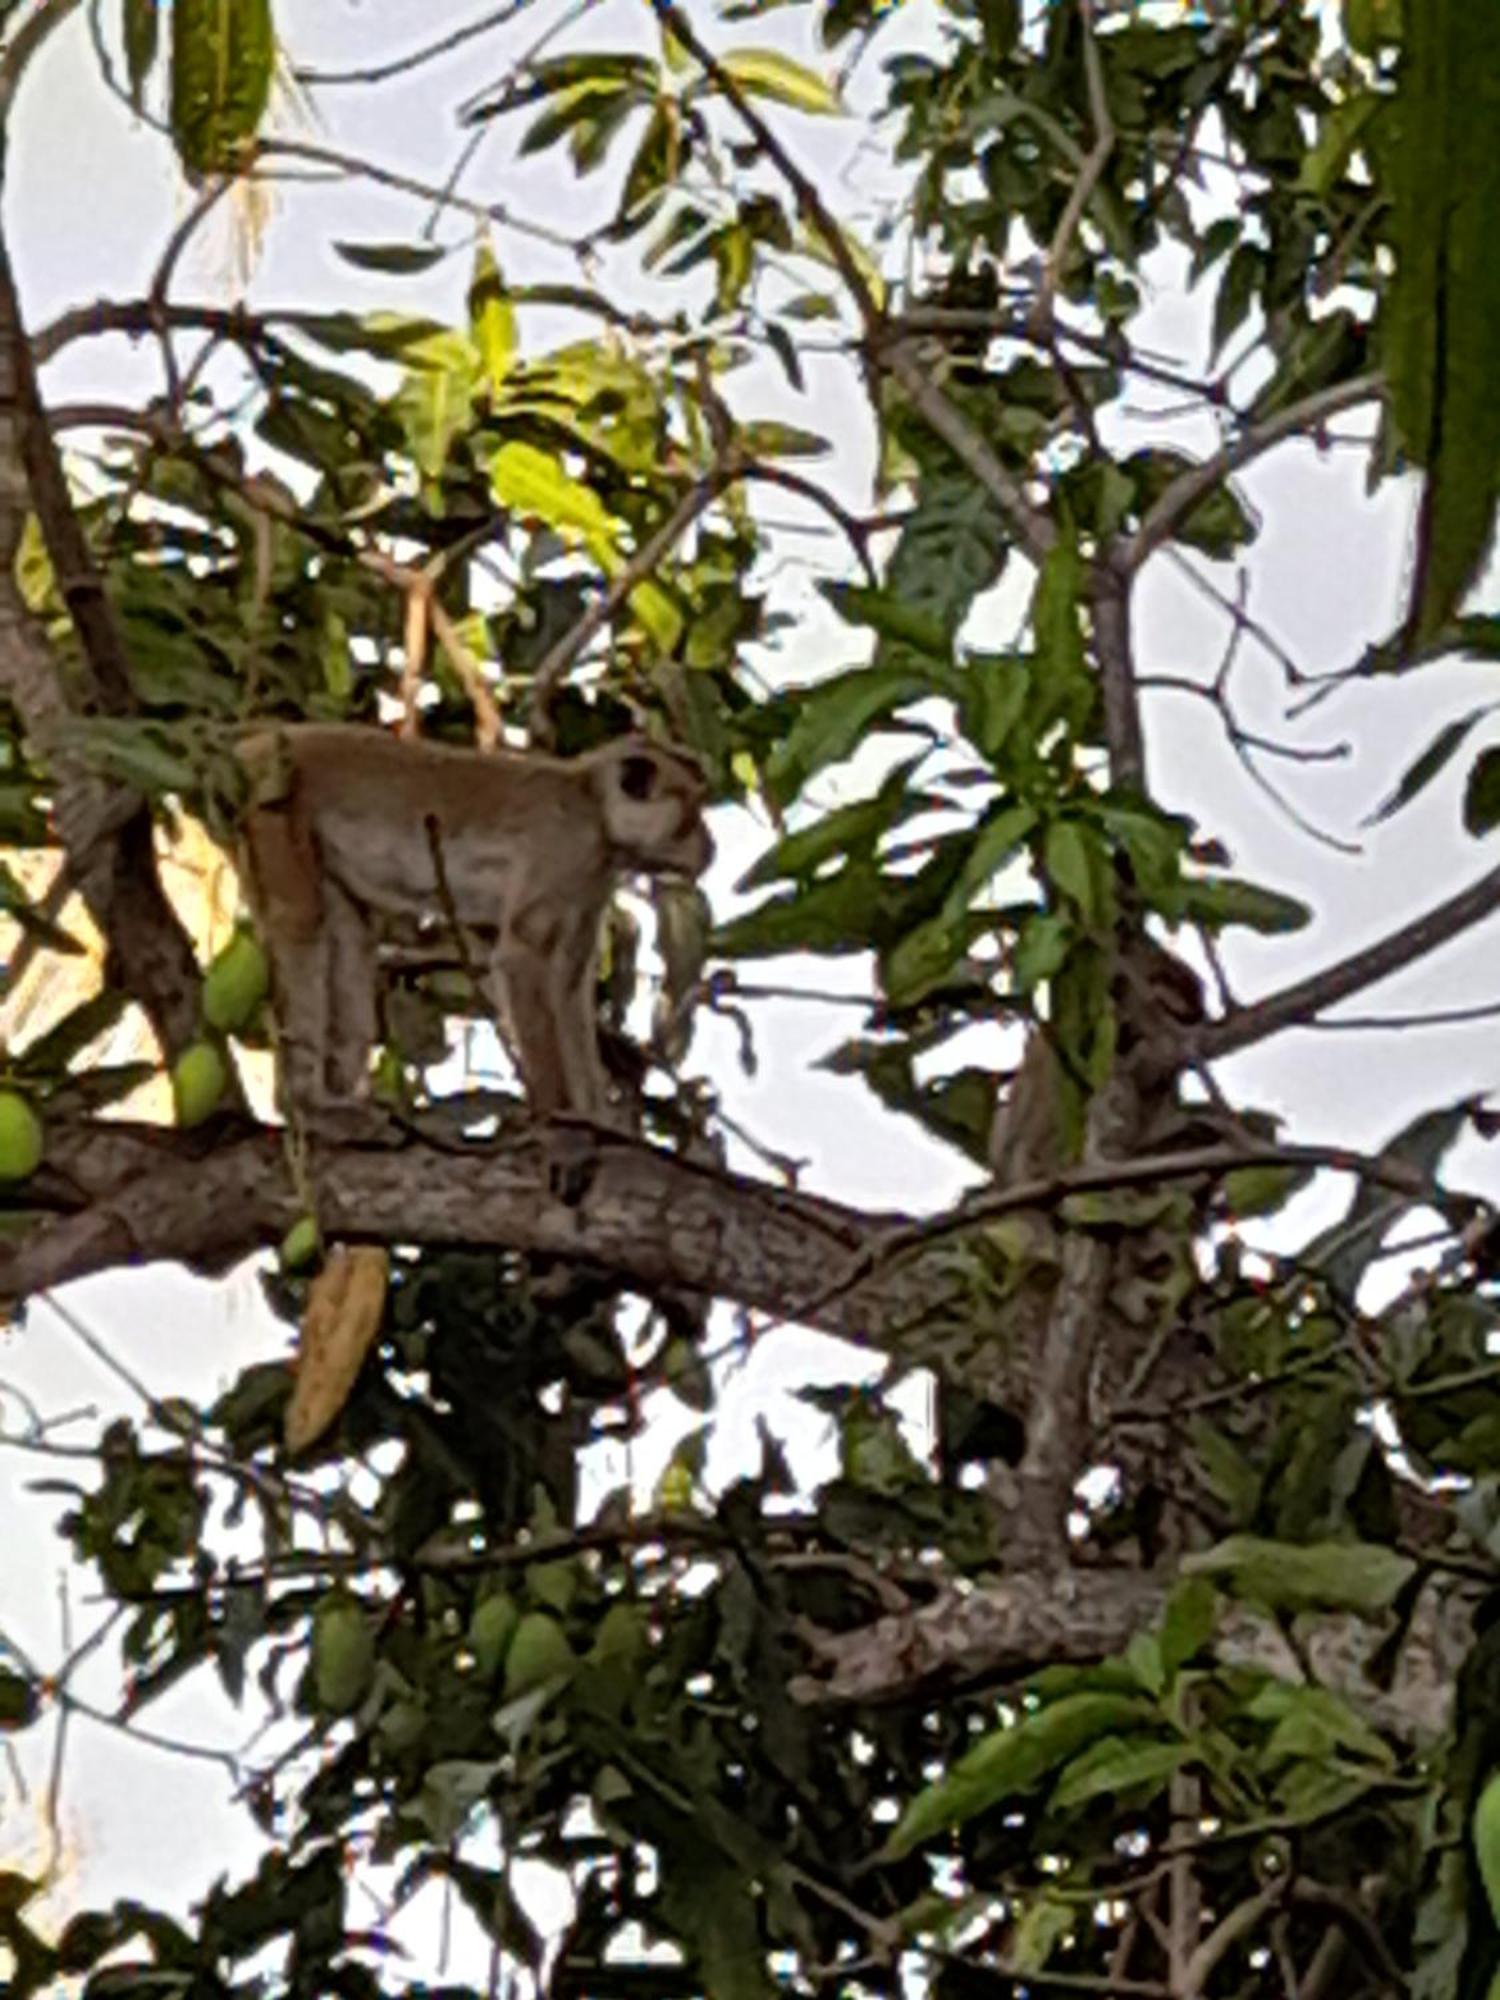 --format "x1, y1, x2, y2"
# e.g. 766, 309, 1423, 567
202, 928, 269, 1033
503, 1611, 574, 1694
171, 1039, 229, 1126
0, 1091, 42, 1181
